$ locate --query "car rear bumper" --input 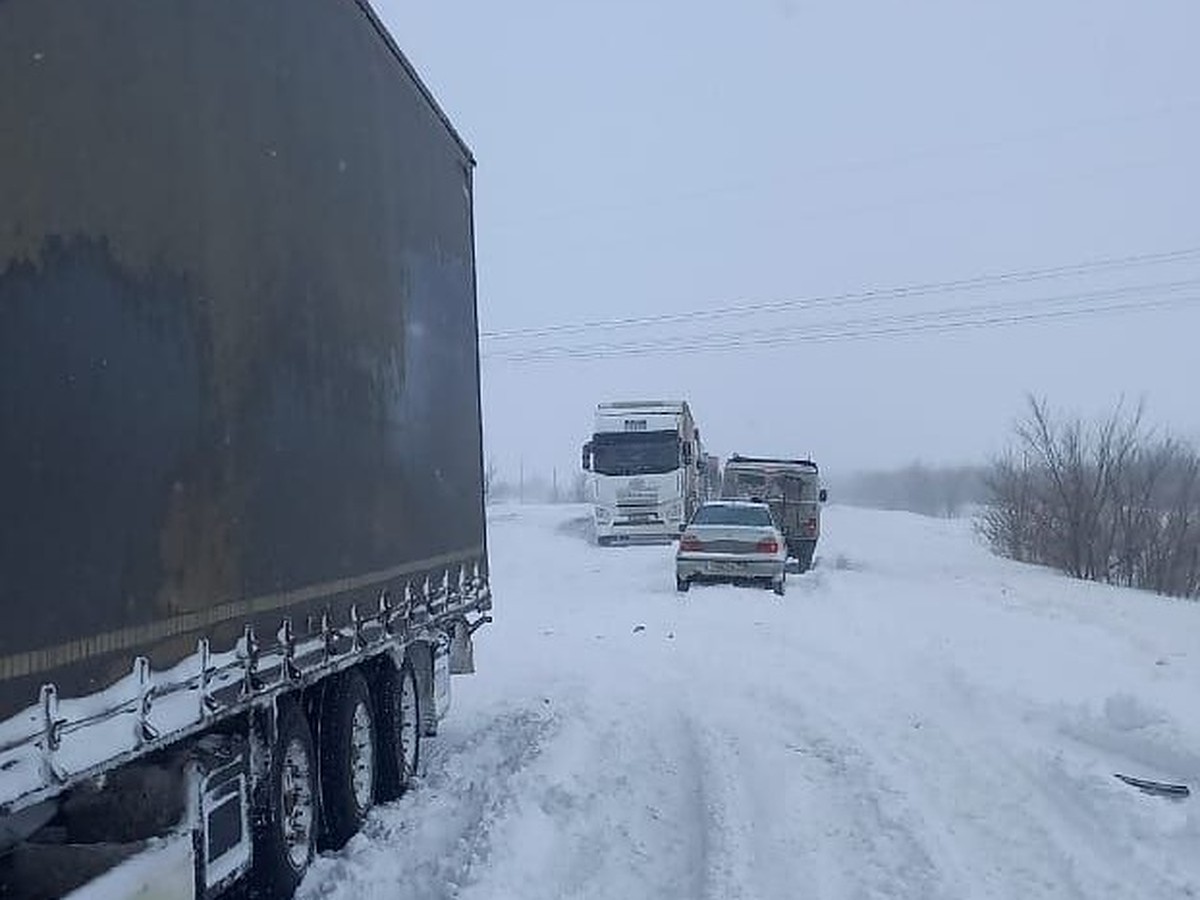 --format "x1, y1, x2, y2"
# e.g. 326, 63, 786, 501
676, 554, 785, 582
